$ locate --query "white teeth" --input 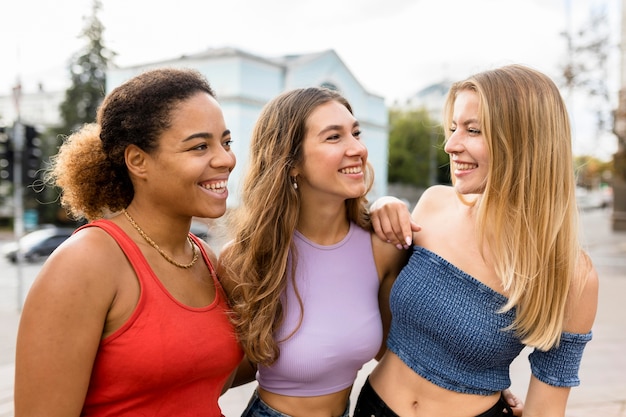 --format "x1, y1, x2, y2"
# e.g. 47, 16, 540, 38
201, 181, 228, 192
455, 162, 477, 170
340, 167, 362, 174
